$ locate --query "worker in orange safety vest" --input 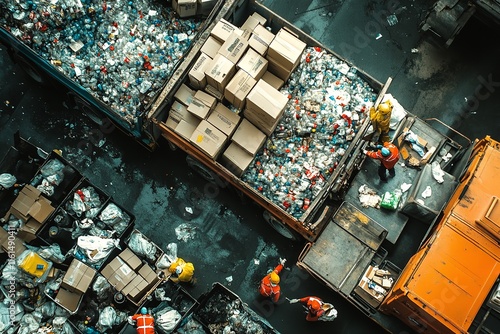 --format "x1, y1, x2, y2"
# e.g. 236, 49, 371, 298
128, 307, 155, 334
289, 296, 326, 321
259, 258, 286, 303
363, 142, 400, 182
